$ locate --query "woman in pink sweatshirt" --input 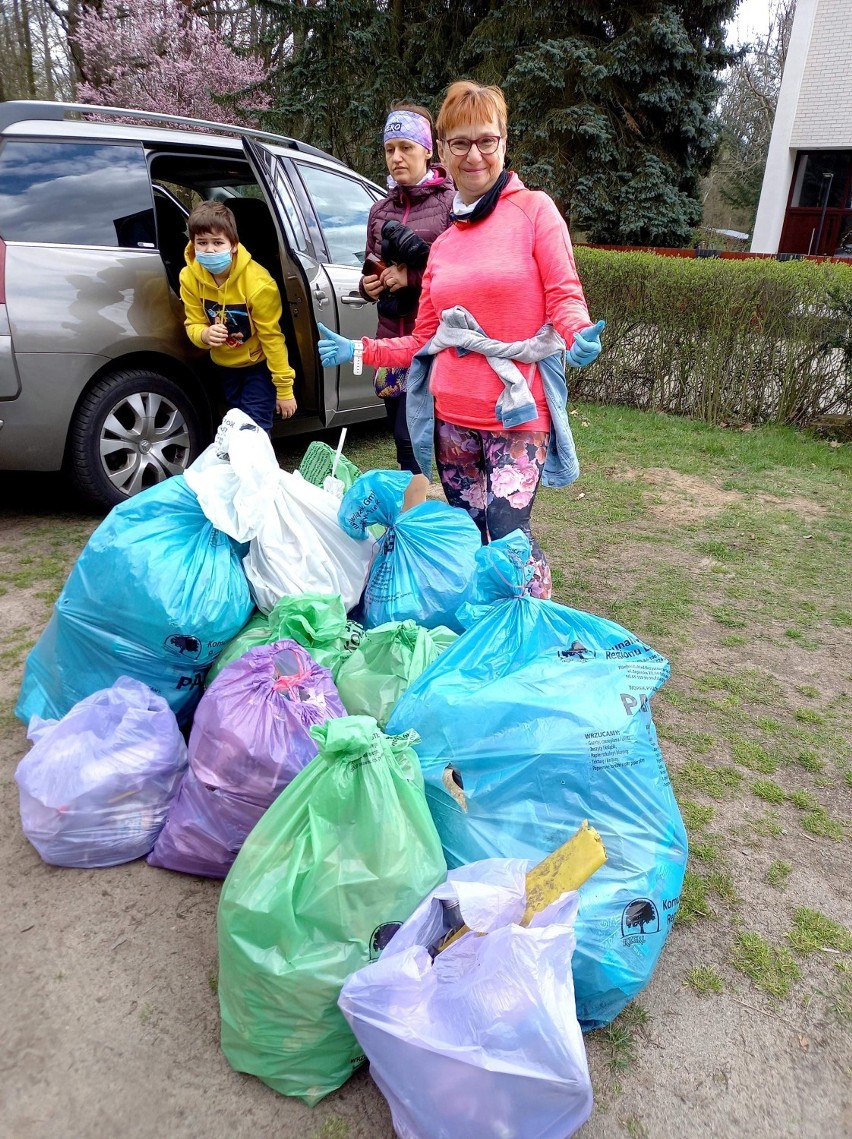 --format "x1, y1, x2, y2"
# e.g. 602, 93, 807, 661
319, 81, 603, 598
